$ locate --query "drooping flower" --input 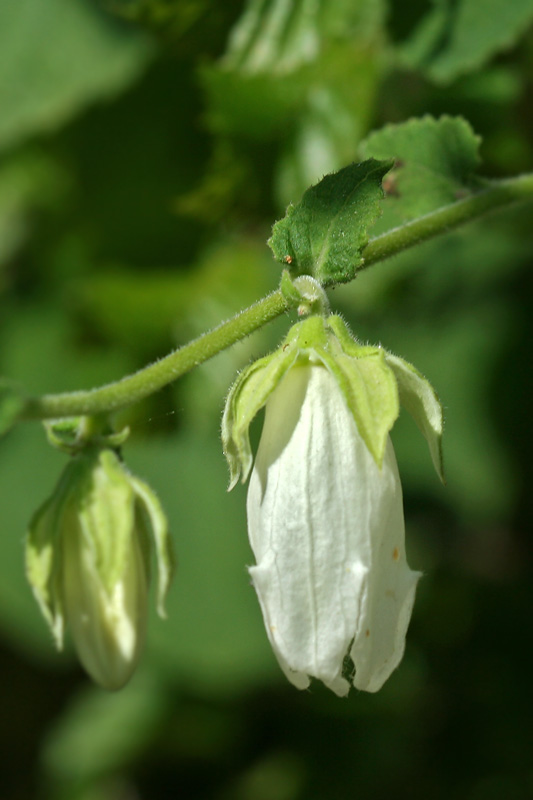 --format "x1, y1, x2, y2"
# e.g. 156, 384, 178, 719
26, 446, 173, 690
223, 313, 443, 694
